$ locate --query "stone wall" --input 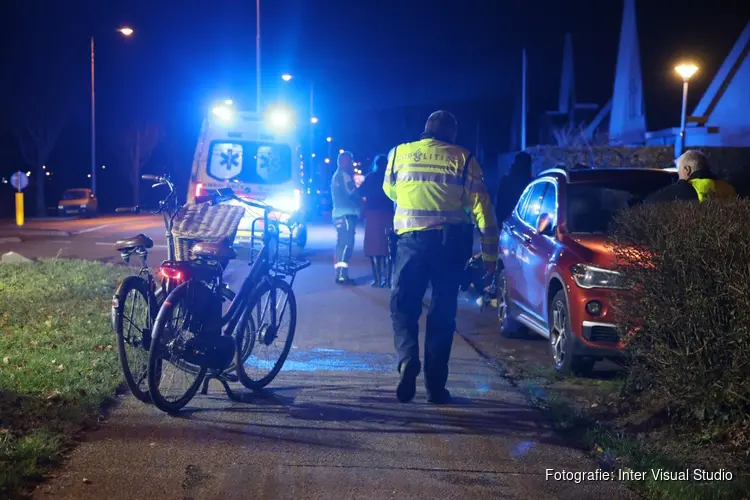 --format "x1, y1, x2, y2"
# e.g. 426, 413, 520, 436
494, 145, 750, 196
